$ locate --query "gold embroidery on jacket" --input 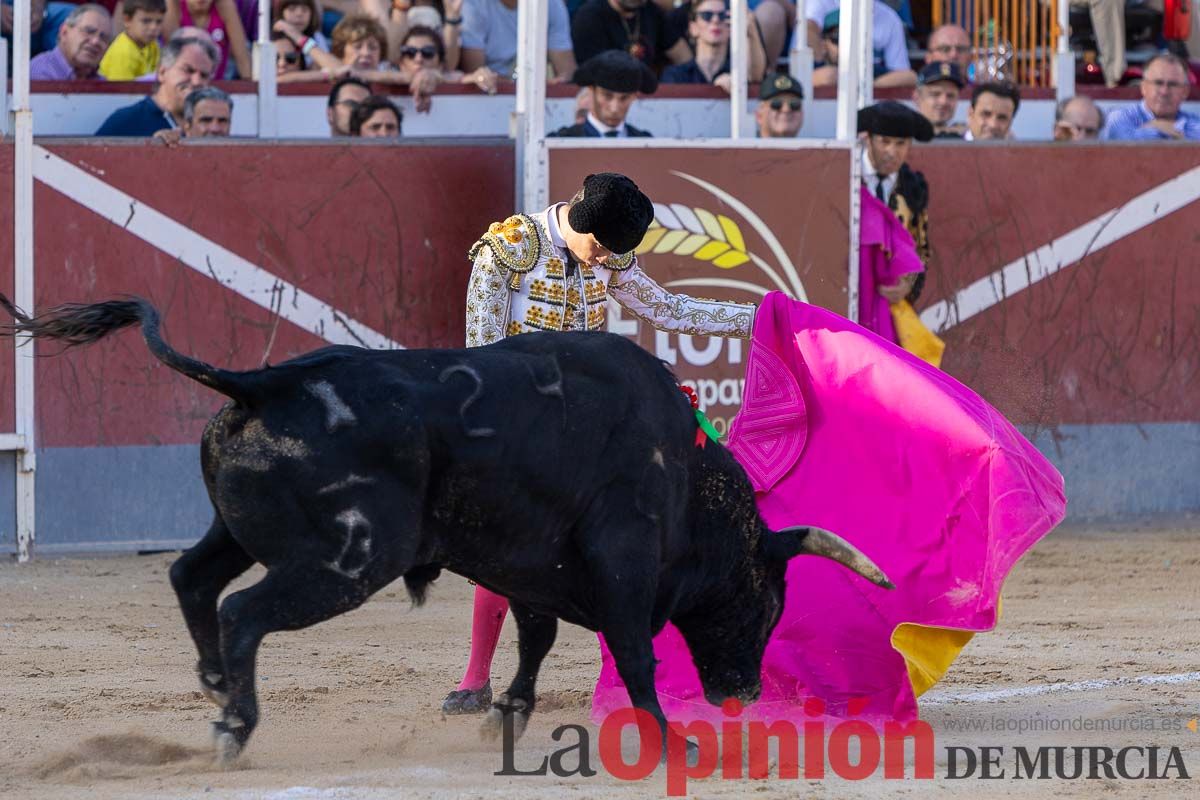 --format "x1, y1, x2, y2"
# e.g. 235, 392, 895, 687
468, 214, 541, 274
605, 250, 635, 271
